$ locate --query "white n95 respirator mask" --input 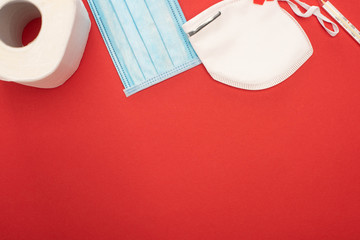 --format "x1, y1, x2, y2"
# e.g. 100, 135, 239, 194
183, 0, 339, 90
